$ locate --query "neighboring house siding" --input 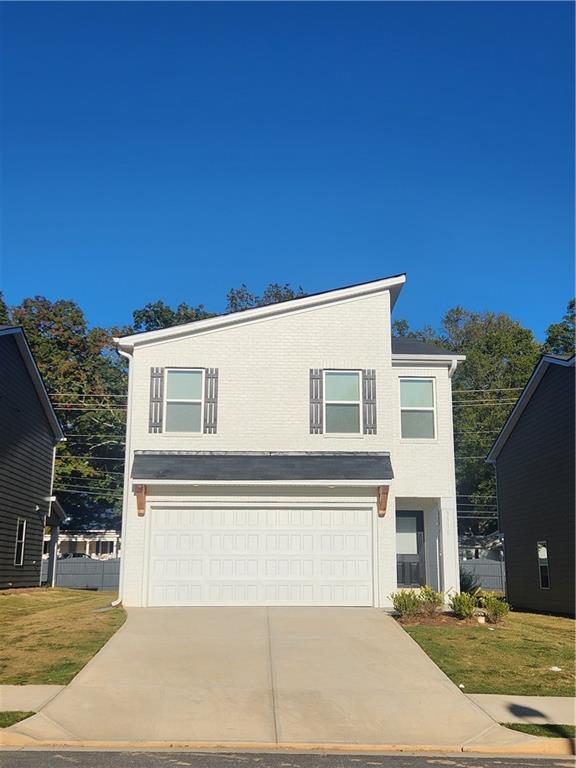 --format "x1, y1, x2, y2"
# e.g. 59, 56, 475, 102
0, 335, 55, 589
496, 364, 575, 616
